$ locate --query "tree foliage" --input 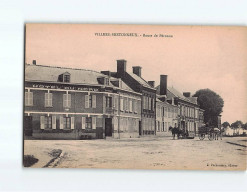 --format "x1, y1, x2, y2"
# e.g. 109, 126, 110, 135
242, 123, 247, 130
193, 89, 224, 127
222, 121, 230, 128
231, 120, 243, 129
